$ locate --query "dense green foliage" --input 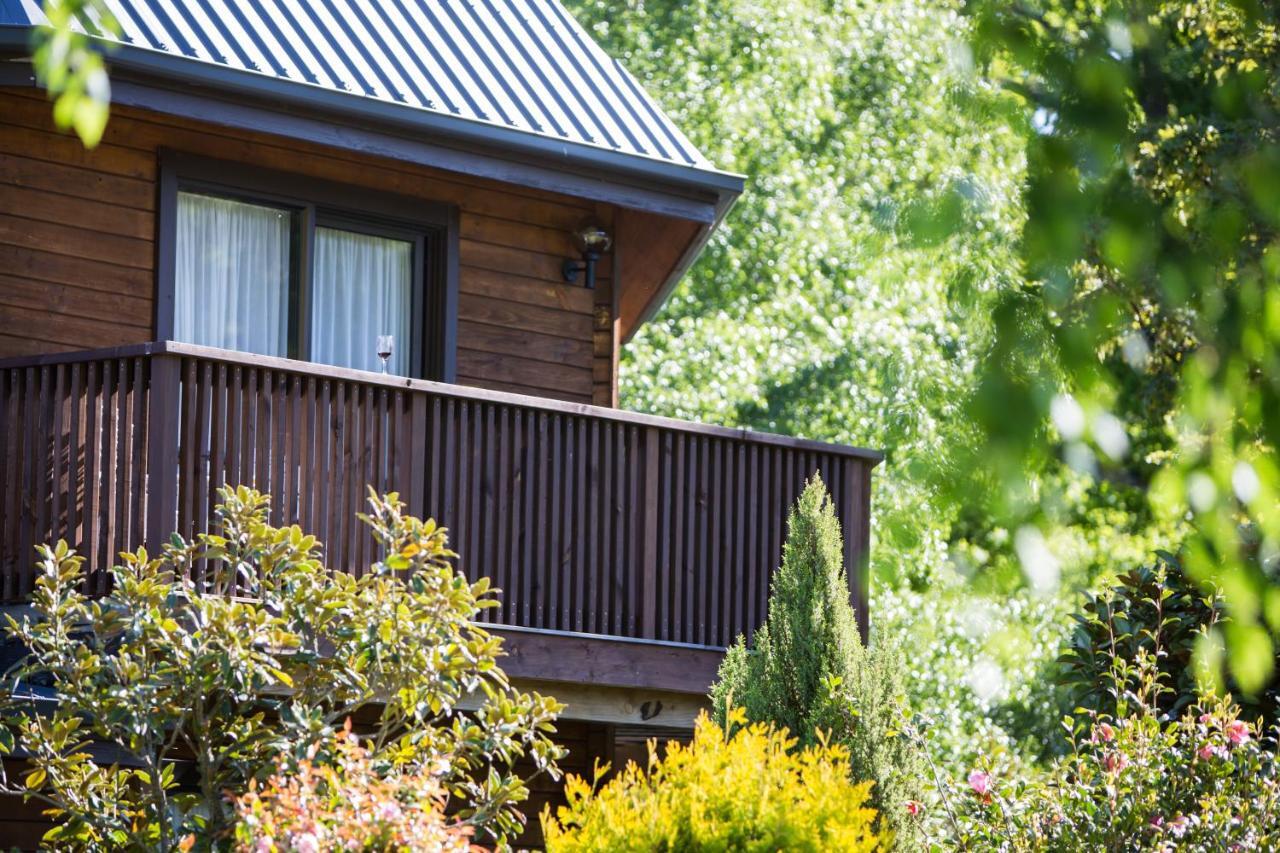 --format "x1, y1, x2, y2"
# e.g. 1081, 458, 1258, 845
0, 488, 562, 849
563, 0, 1174, 780
567, 0, 1027, 584
710, 478, 922, 842
961, 0, 1280, 689
542, 710, 886, 852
